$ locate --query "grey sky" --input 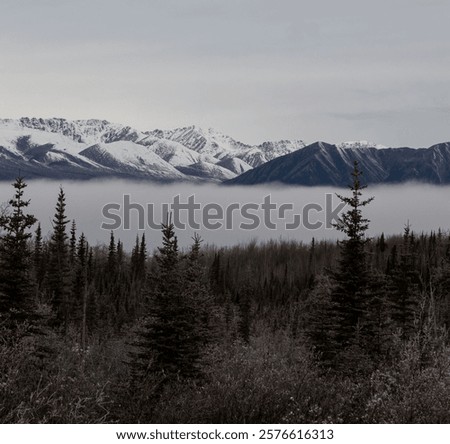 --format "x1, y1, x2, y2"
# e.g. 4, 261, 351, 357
0, 0, 449, 147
